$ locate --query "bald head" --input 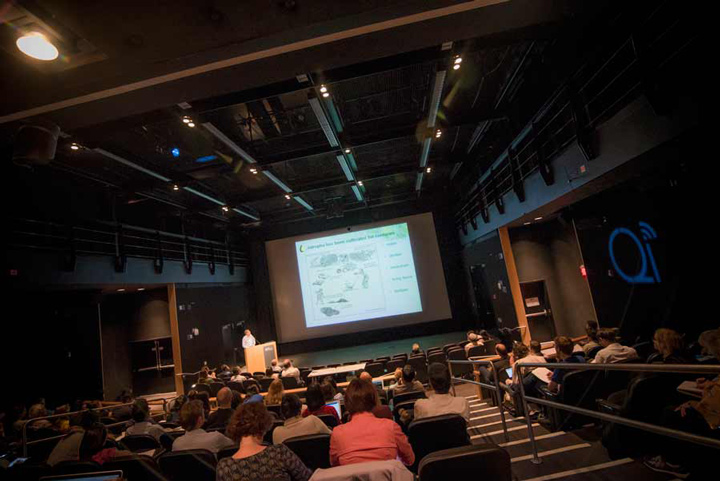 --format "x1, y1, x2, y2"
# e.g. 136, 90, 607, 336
359, 371, 373, 382
283, 359, 293, 369
217, 387, 232, 408
496, 343, 508, 358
